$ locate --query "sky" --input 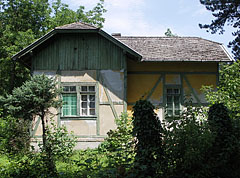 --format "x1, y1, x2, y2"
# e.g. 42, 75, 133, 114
62, 0, 235, 55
